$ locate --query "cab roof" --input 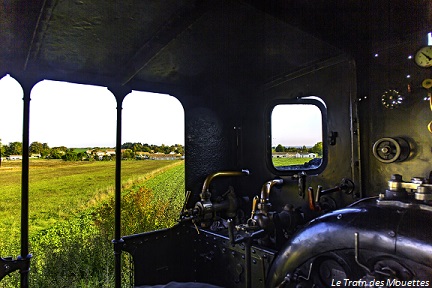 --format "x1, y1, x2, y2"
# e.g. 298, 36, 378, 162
1, 0, 430, 92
